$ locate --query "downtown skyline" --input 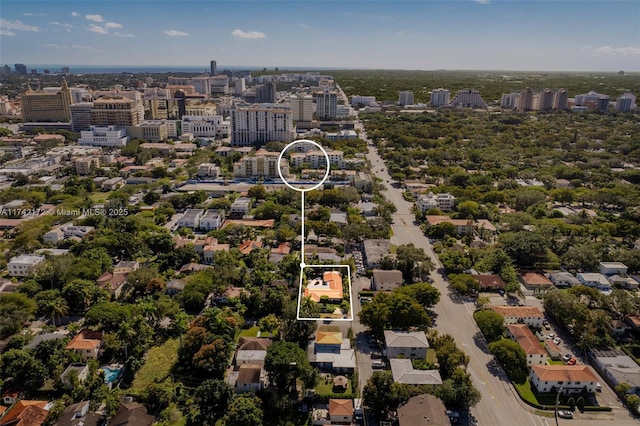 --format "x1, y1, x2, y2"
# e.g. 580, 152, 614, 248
1, 0, 639, 72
